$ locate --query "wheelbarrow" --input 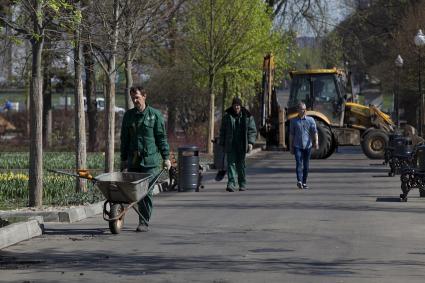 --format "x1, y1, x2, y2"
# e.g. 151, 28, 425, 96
49, 168, 166, 234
